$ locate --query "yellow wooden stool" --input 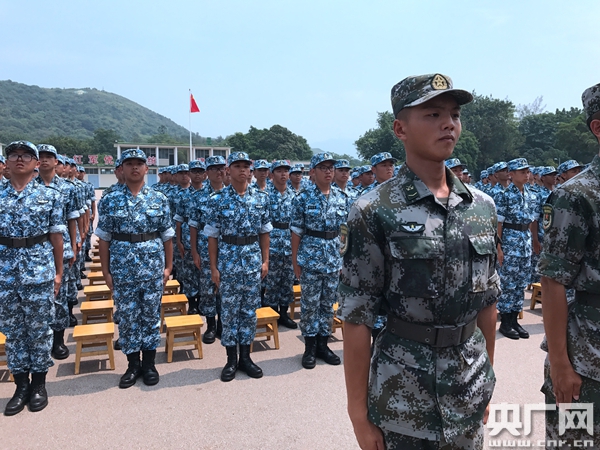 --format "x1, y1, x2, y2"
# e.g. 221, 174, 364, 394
92, 256, 101, 264
290, 285, 301, 319
0, 332, 13, 381
164, 315, 204, 362
530, 283, 542, 310
72, 323, 116, 375
89, 263, 102, 271
164, 279, 180, 295
81, 300, 114, 324
91, 248, 99, 256
87, 271, 105, 286
84, 284, 112, 302
252, 307, 280, 352
160, 294, 188, 332
333, 302, 344, 337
